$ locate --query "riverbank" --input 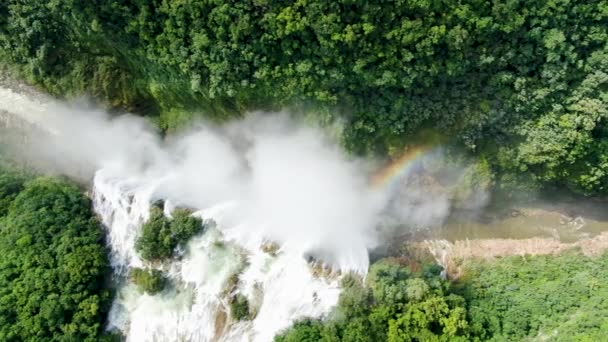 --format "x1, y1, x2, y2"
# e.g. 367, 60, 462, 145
415, 201, 608, 279
422, 231, 608, 279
